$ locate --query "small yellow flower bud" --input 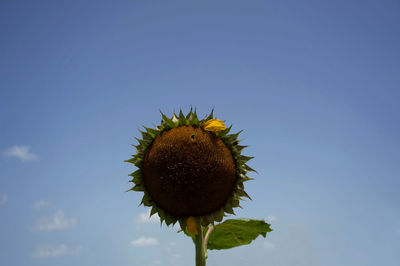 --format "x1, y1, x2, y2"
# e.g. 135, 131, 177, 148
203, 119, 226, 132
